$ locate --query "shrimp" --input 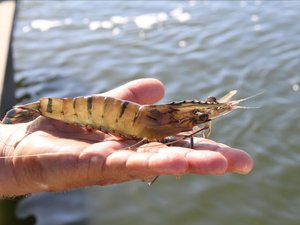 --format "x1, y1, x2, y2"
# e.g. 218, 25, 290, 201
1, 90, 258, 142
